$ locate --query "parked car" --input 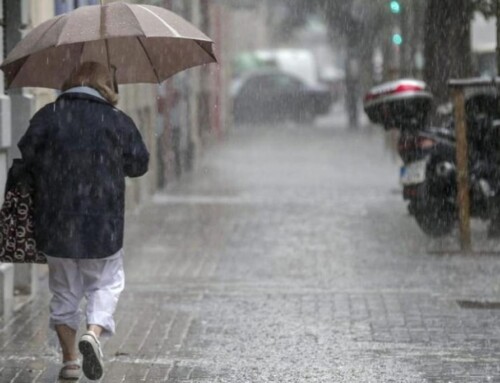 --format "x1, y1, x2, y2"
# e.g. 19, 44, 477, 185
233, 48, 320, 86
231, 69, 332, 124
